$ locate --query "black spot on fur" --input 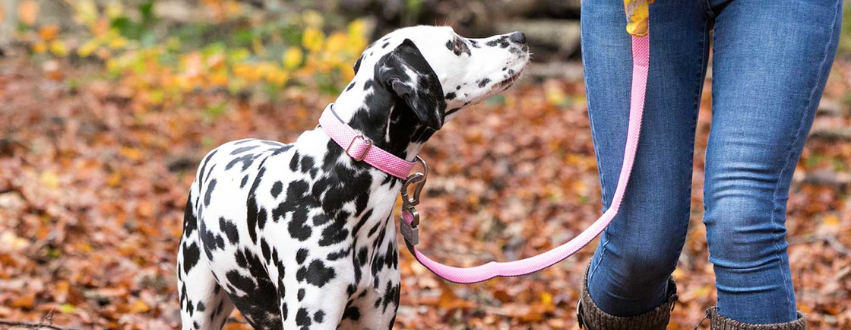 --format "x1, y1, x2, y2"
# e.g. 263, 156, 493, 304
297, 288, 305, 301
270, 145, 293, 156
296, 308, 312, 328
230, 145, 259, 155
288, 211, 313, 240
296, 248, 308, 264
358, 247, 369, 266
445, 92, 456, 100
382, 280, 401, 312
312, 213, 331, 226
256, 206, 268, 230
246, 167, 267, 243
318, 213, 349, 246
271, 181, 283, 198
353, 54, 363, 74
182, 196, 198, 237
382, 42, 390, 48
260, 240, 271, 262
314, 311, 325, 323
197, 149, 218, 188
479, 78, 491, 88
225, 153, 255, 171
282, 302, 288, 321
296, 260, 336, 287
204, 179, 216, 206
346, 81, 356, 91
289, 151, 300, 172
199, 220, 225, 260
219, 217, 239, 243
363, 80, 374, 90
326, 248, 349, 261
182, 242, 200, 273
299, 156, 314, 173
342, 305, 361, 321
